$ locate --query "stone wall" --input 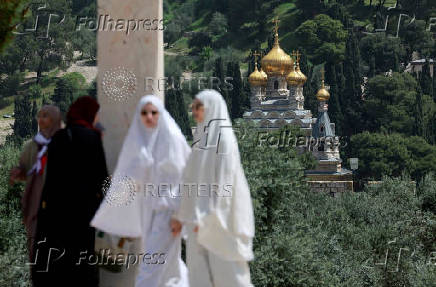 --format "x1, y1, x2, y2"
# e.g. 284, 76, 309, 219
307, 180, 353, 194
